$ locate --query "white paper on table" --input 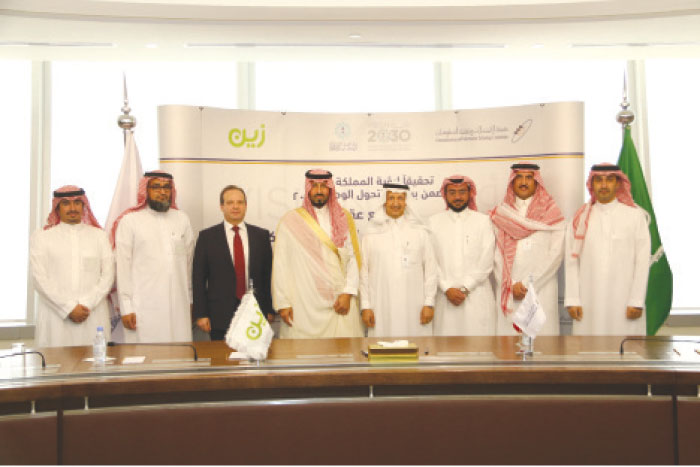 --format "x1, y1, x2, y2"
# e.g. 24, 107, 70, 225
121, 356, 146, 364
376, 340, 410, 348
511, 277, 546, 337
